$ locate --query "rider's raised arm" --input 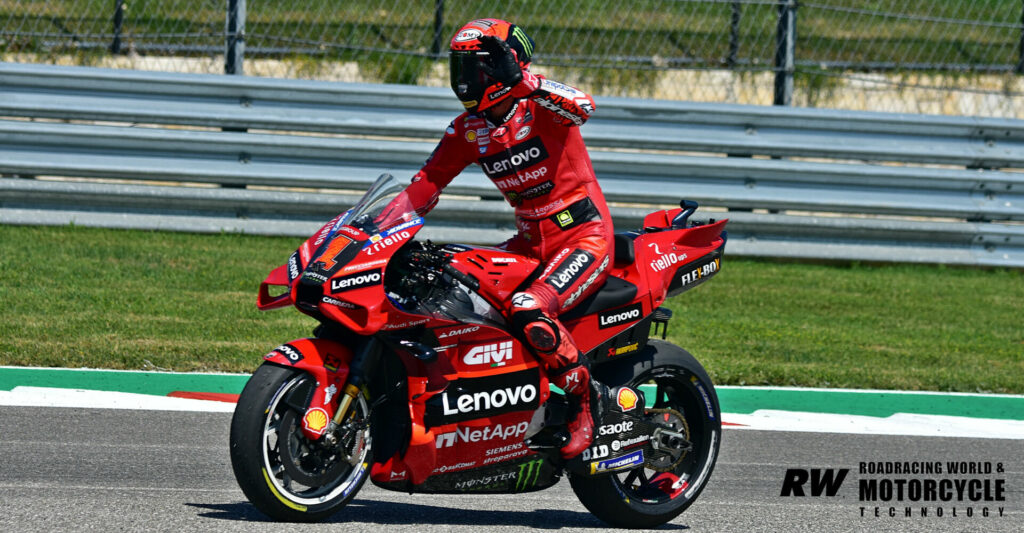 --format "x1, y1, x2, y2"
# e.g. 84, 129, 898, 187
380, 124, 475, 220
